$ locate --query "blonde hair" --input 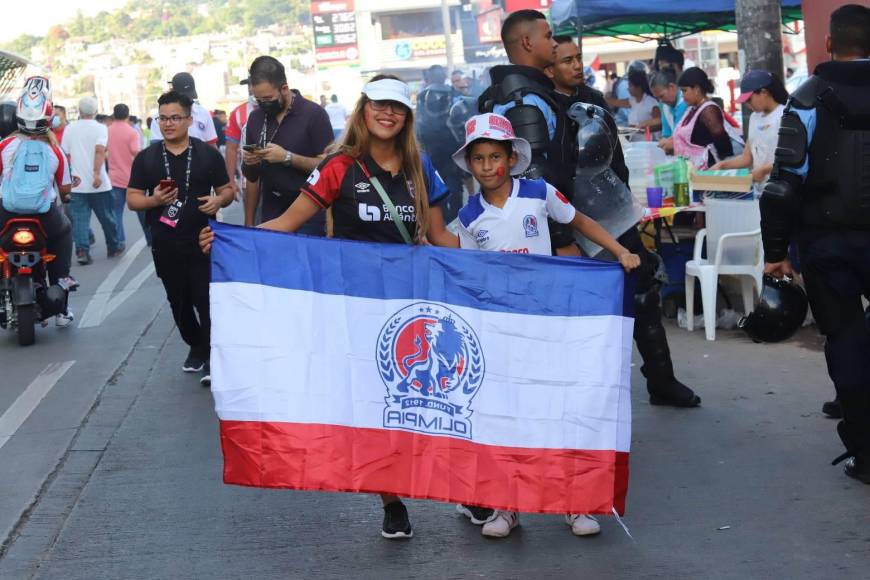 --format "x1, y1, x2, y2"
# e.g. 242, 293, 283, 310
334, 74, 431, 240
